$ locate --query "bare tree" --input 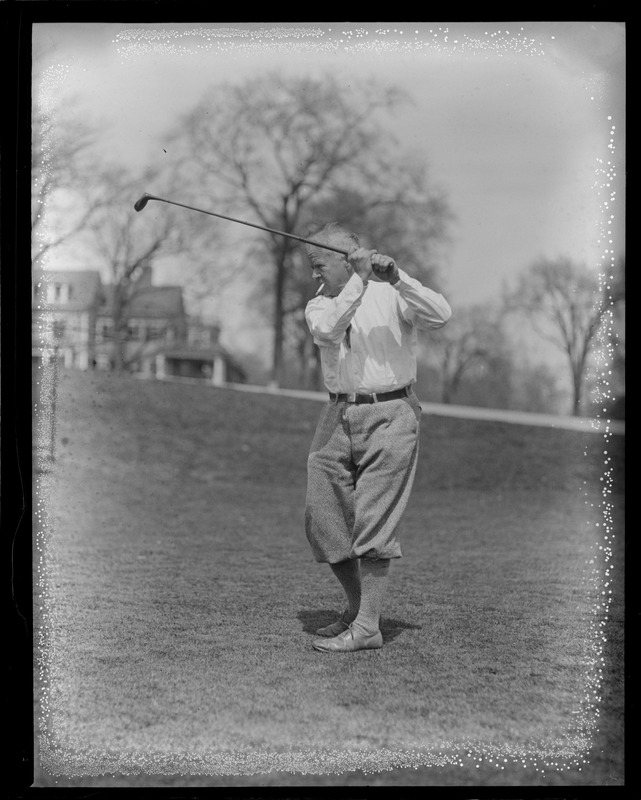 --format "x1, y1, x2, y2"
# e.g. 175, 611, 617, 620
507, 256, 624, 416
170, 73, 452, 386
31, 56, 111, 267
81, 169, 186, 370
423, 304, 508, 404
607, 256, 626, 417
